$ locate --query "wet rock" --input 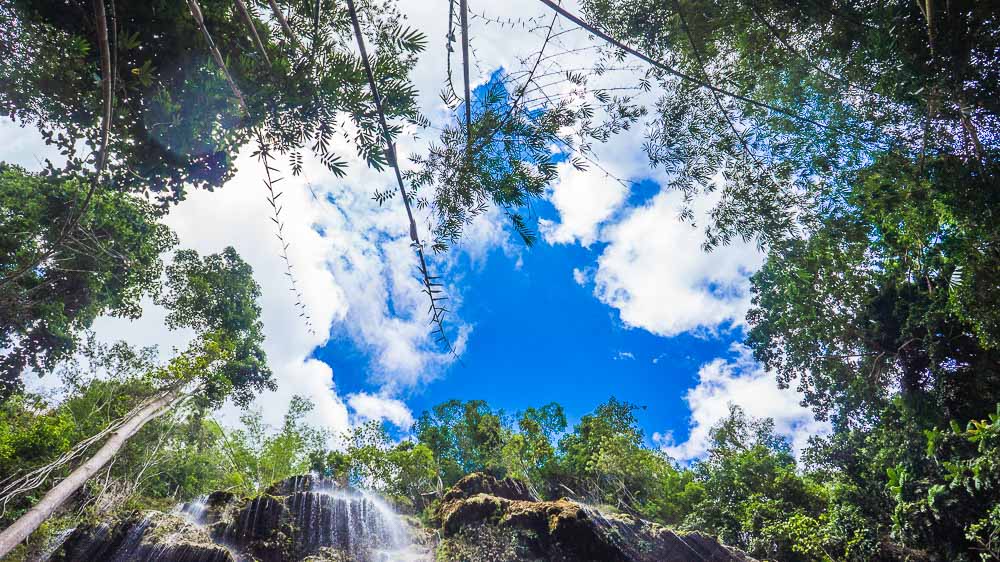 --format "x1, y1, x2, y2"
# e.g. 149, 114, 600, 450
45, 474, 750, 562
215, 483, 413, 562
49, 511, 235, 562
443, 472, 537, 503
435, 473, 755, 562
